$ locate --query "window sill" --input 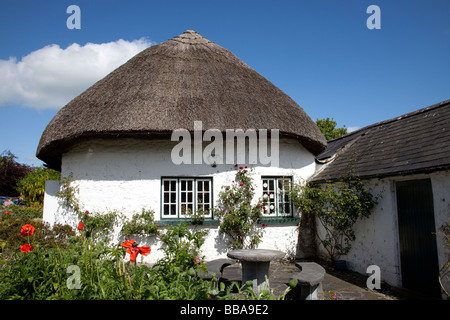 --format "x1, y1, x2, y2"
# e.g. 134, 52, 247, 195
157, 217, 300, 226
259, 217, 301, 225
158, 219, 219, 226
